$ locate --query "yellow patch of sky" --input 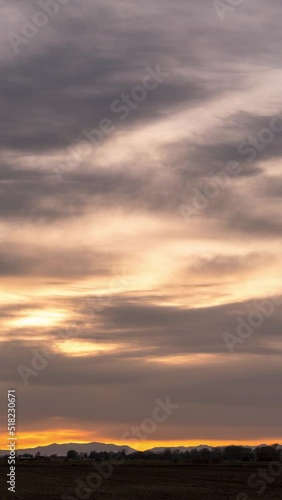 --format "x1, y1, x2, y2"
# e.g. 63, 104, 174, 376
54, 340, 121, 357
9, 310, 67, 329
